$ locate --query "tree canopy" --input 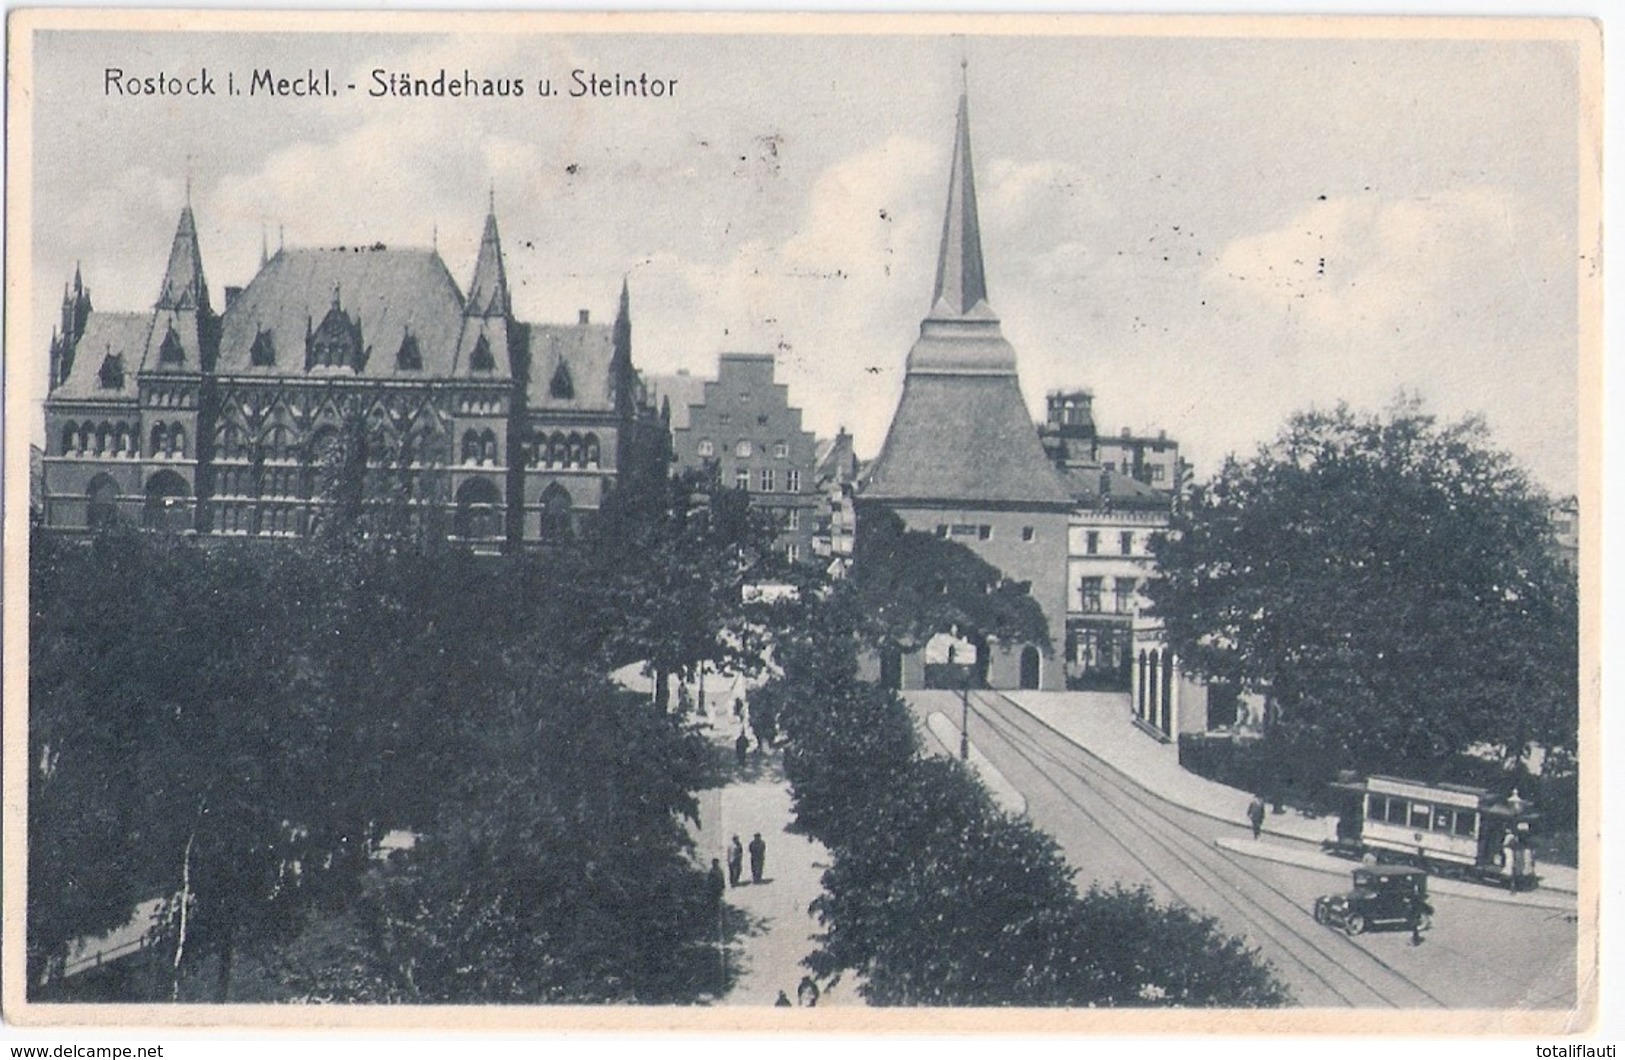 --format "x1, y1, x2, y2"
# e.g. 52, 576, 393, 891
1148, 400, 1578, 778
